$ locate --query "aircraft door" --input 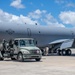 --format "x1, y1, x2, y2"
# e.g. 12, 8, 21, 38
27, 28, 31, 37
